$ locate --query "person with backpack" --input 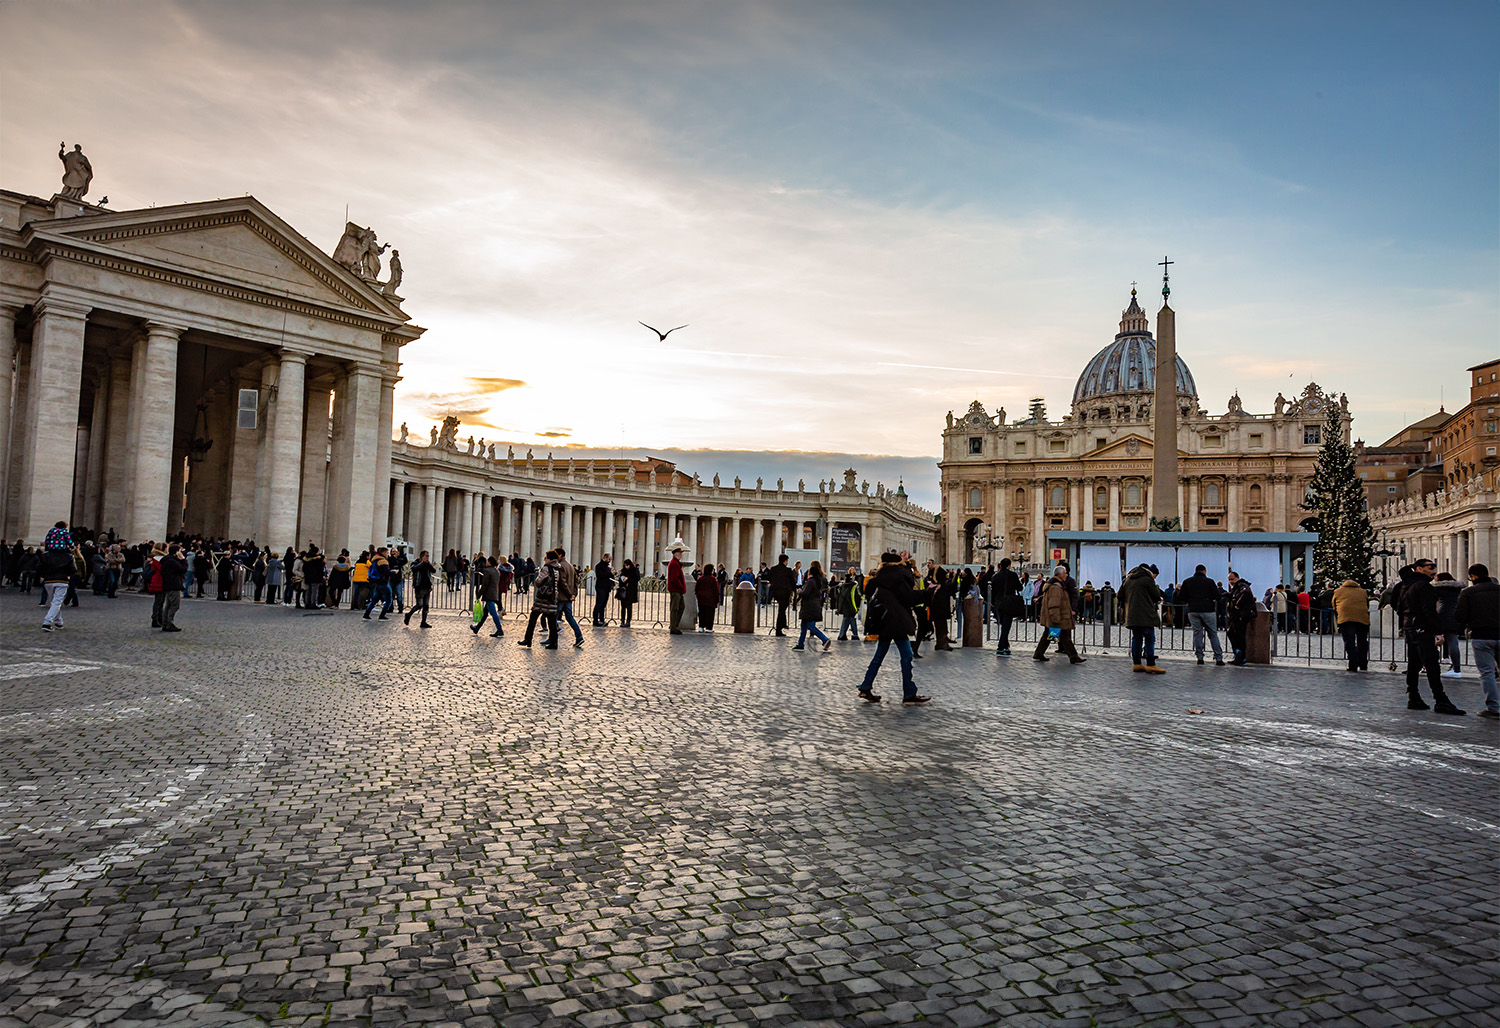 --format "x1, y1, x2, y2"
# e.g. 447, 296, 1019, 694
856, 551, 932, 705
38, 522, 75, 632
518, 550, 560, 648
835, 568, 862, 641
1395, 559, 1465, 715
362, 547, 394, 620
1225, 571, 1257, 666
792, 561, 831, 650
